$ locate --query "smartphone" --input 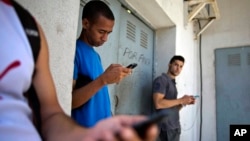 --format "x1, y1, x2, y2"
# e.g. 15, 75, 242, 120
193, 95, 199, 98
132, 111, 168, 138
126, 63, 138, 69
